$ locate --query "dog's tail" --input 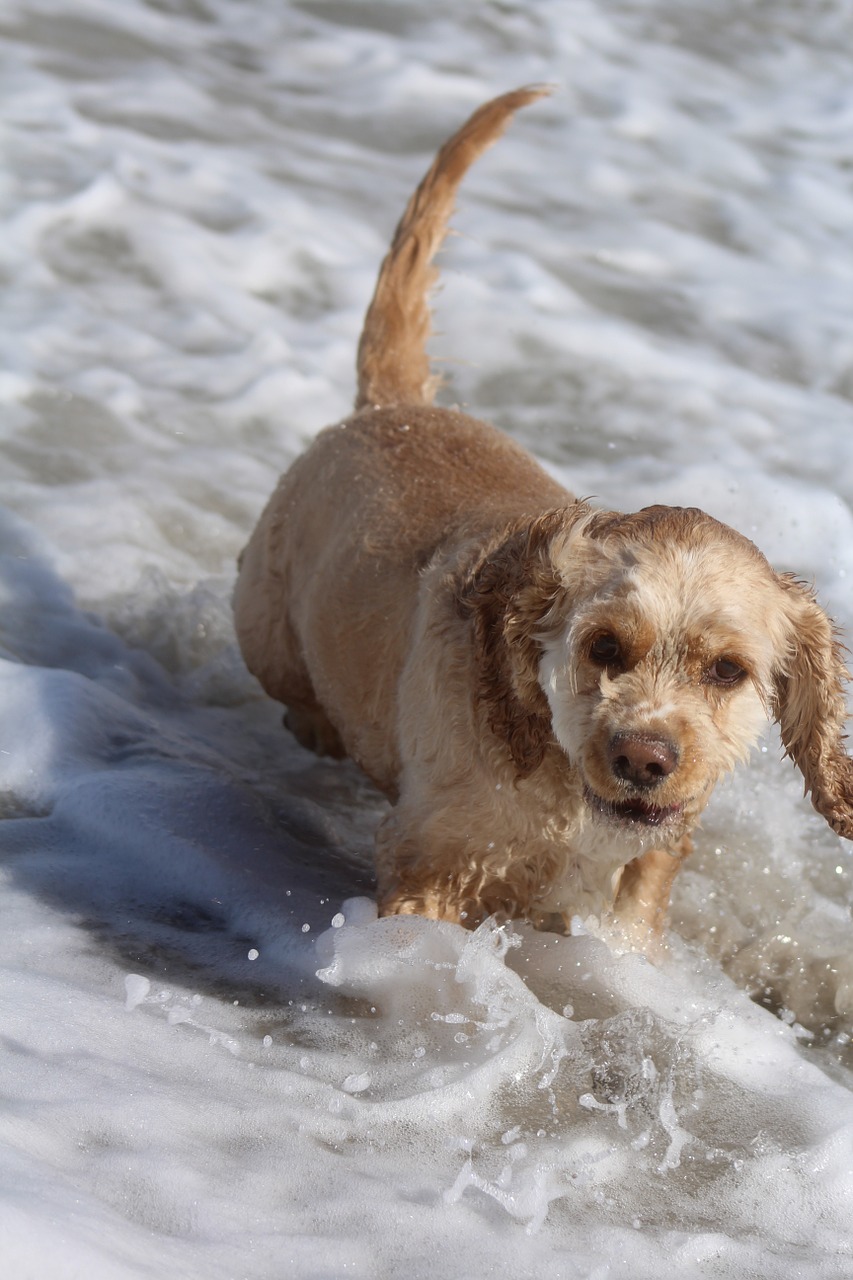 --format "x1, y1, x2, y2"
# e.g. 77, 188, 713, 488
355, 86, 550, 412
